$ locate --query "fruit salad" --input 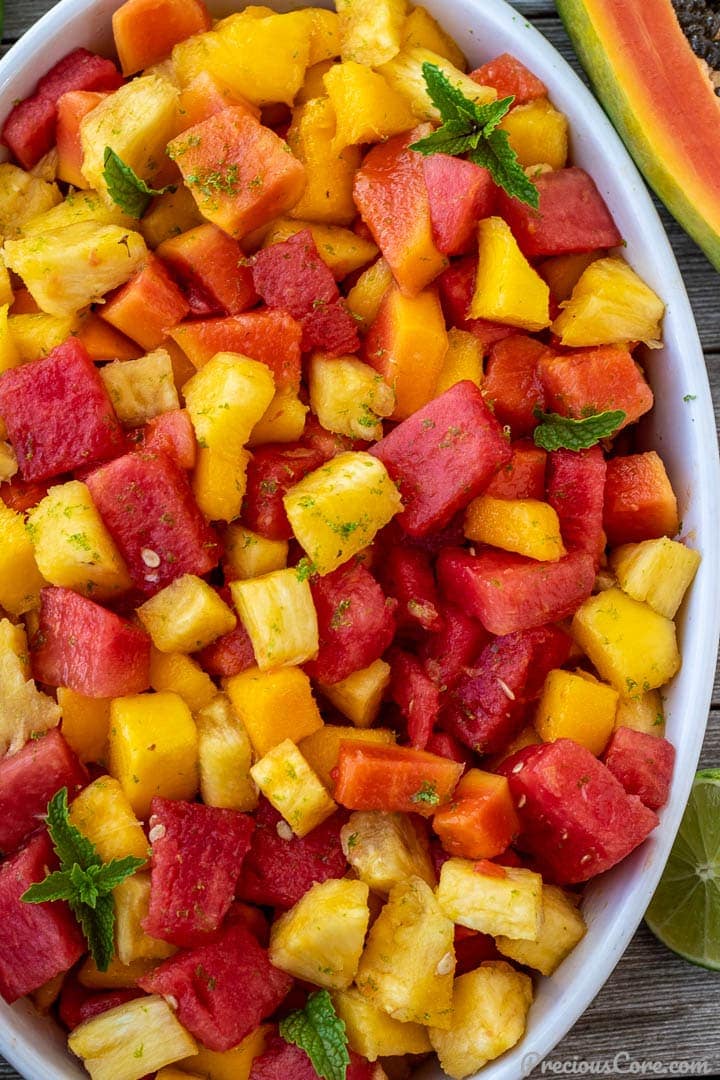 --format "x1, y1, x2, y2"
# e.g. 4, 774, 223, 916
0, 1, 702, 1079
